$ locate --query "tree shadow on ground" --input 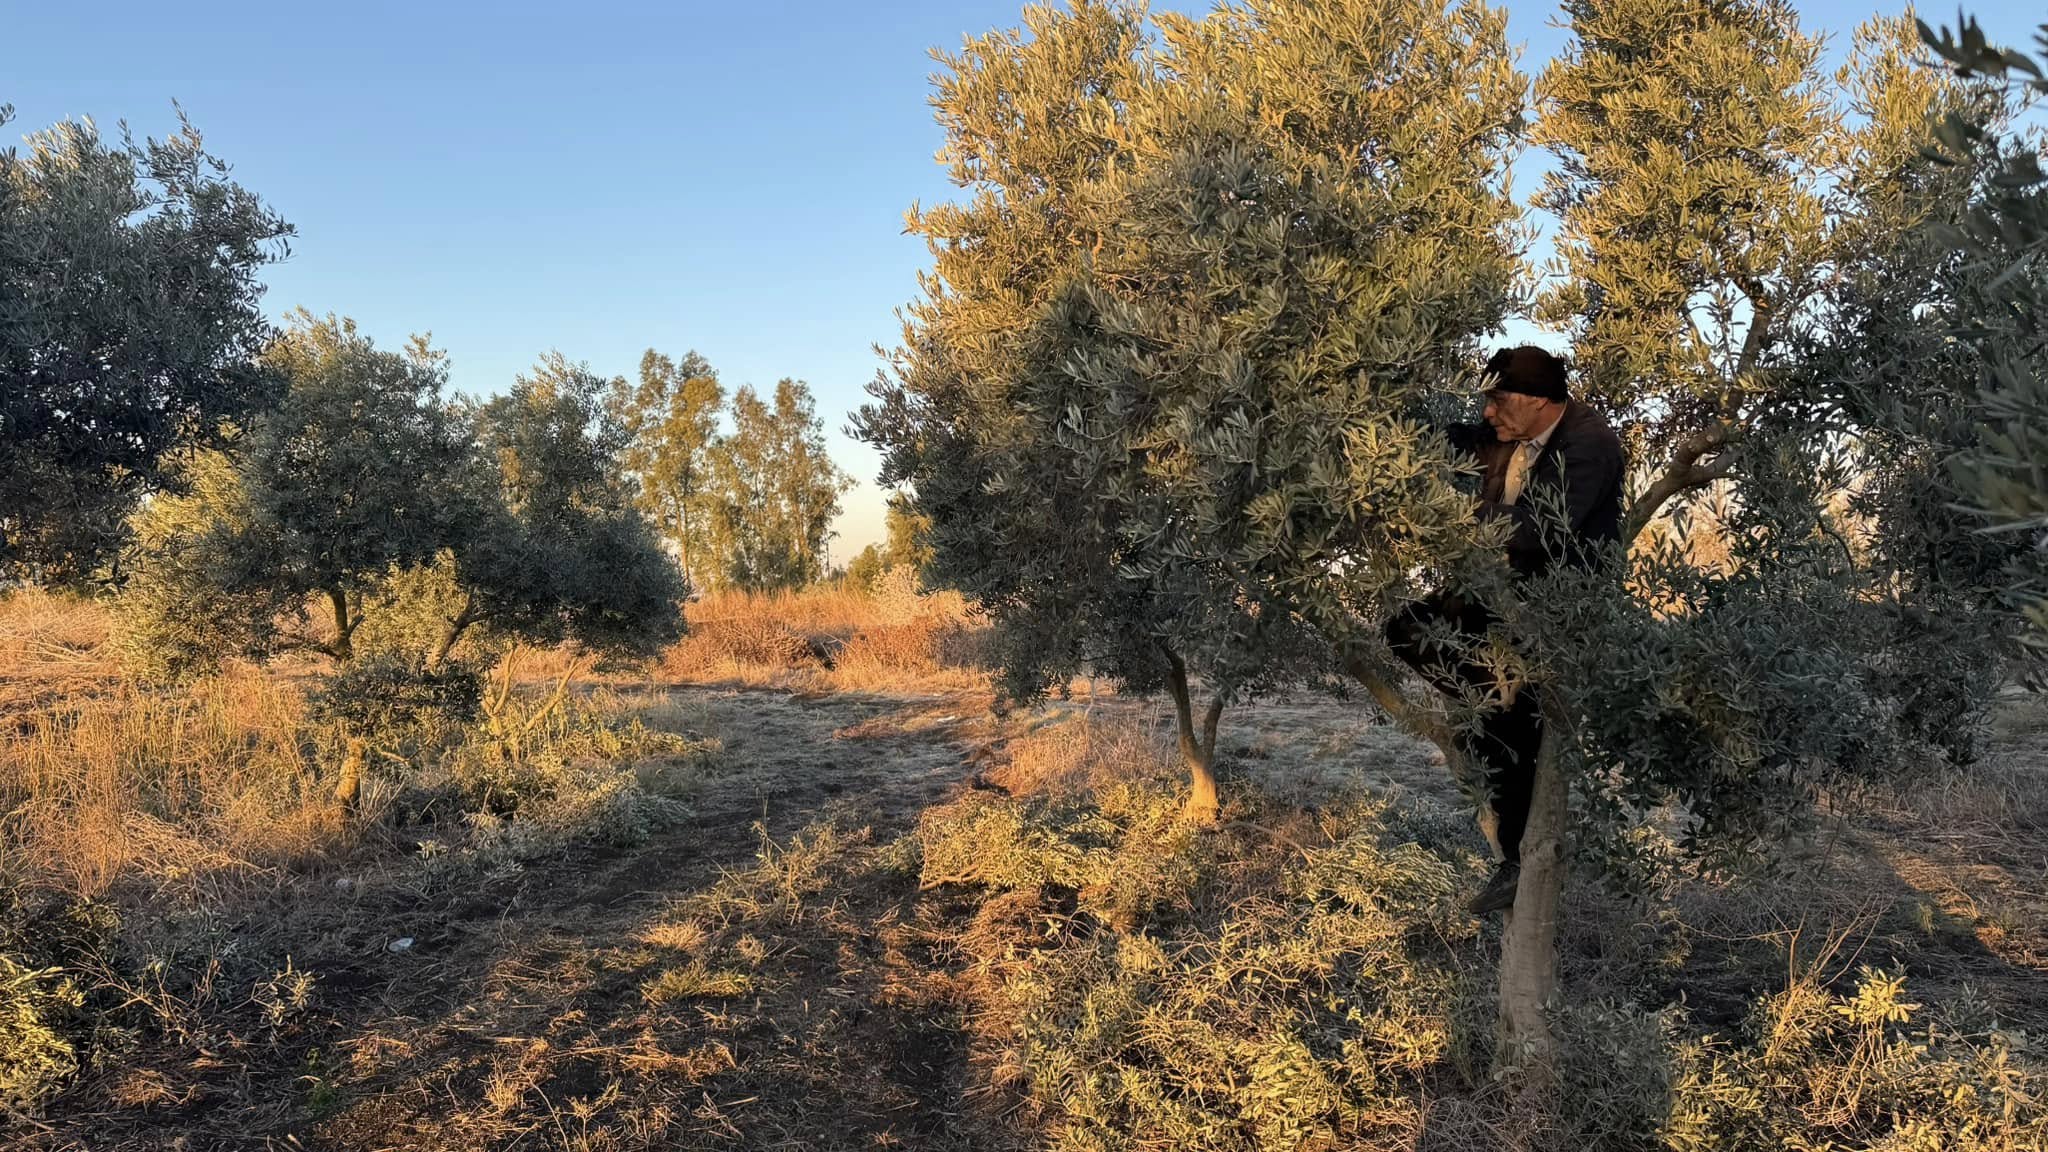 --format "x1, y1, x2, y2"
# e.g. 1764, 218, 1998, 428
18, 685, 2045, 1151
14, 684, 1012, 1152
1598, 704, 2048, 1040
